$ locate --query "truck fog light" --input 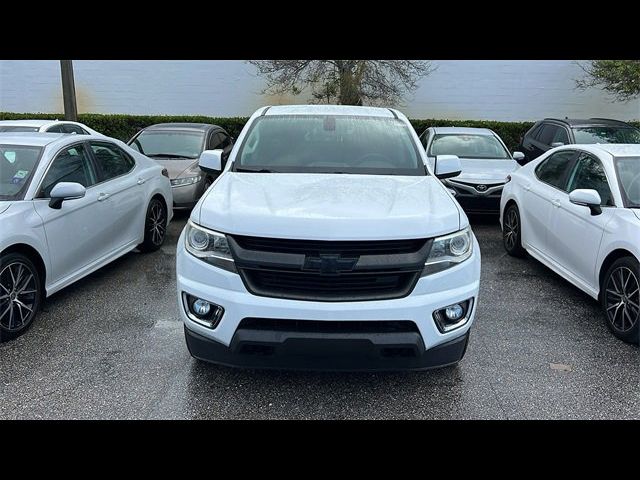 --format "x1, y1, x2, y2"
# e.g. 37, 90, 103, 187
433, 299, 474, 333
193, 299, 211, 316
182, 293, 224, 329
445, 304, 464, 321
